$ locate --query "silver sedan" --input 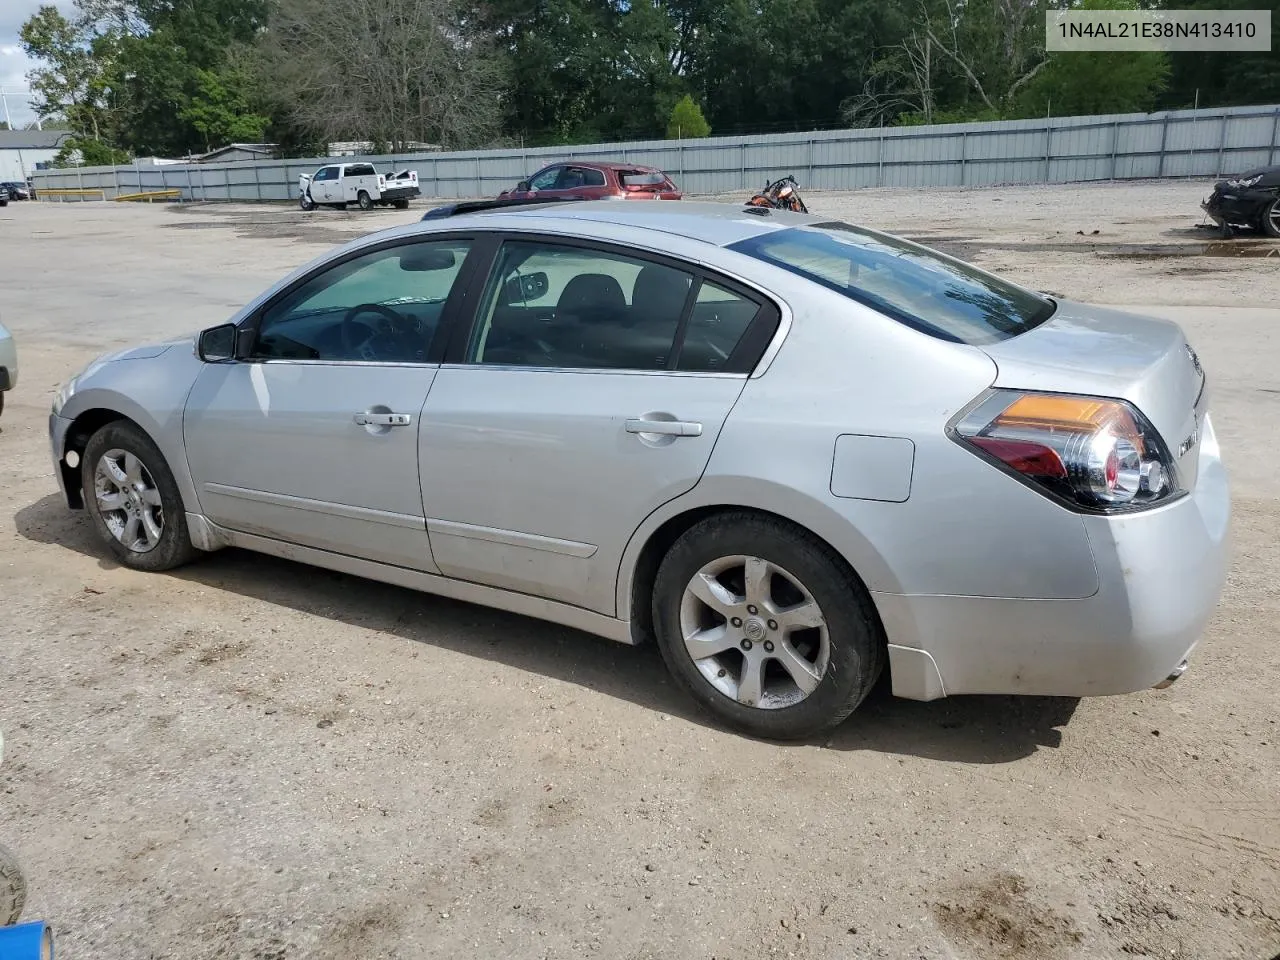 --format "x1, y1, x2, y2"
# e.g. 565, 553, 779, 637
0, 319, 16, 418
48, 201, 1229, 739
